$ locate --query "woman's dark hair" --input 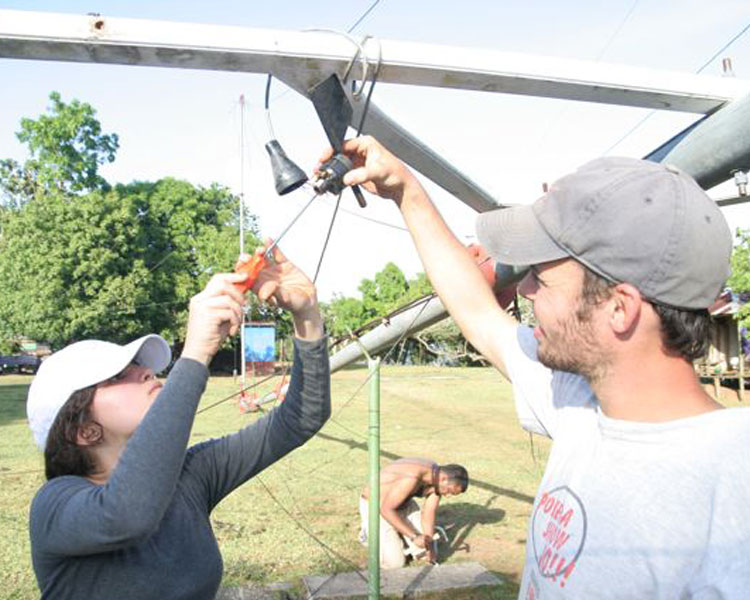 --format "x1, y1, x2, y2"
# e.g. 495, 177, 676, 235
440, 464, 469, 493
44, 385, 100, 480
581, 268, 710, 361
